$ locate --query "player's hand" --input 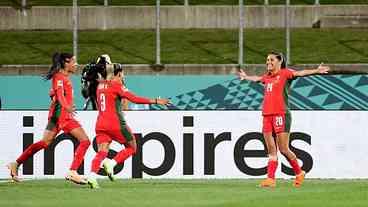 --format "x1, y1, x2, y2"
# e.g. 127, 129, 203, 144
237, 69, 248, 80
317, 63, 330, 74
155, 98, 171, 106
